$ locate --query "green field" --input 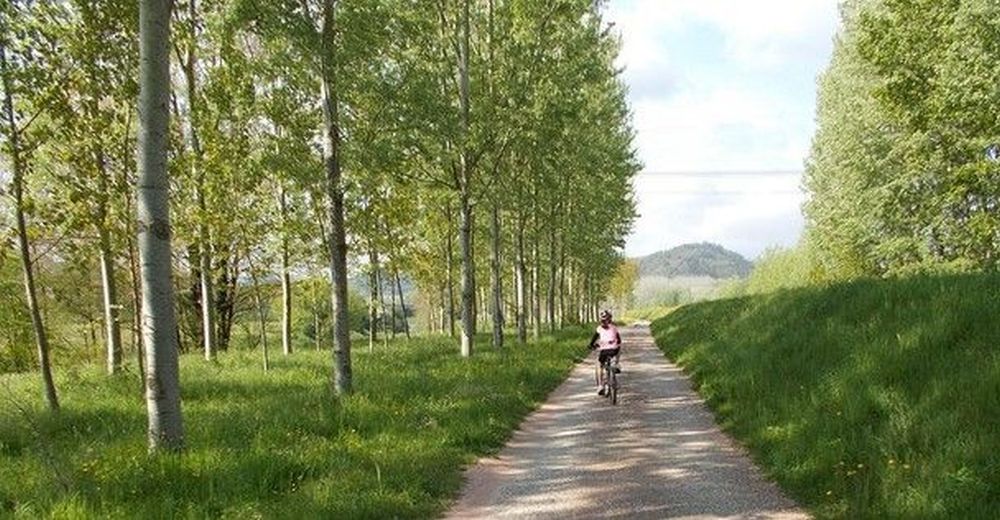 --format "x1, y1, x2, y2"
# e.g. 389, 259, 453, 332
651, 272, 1000, 519
1, 332, 587, 518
